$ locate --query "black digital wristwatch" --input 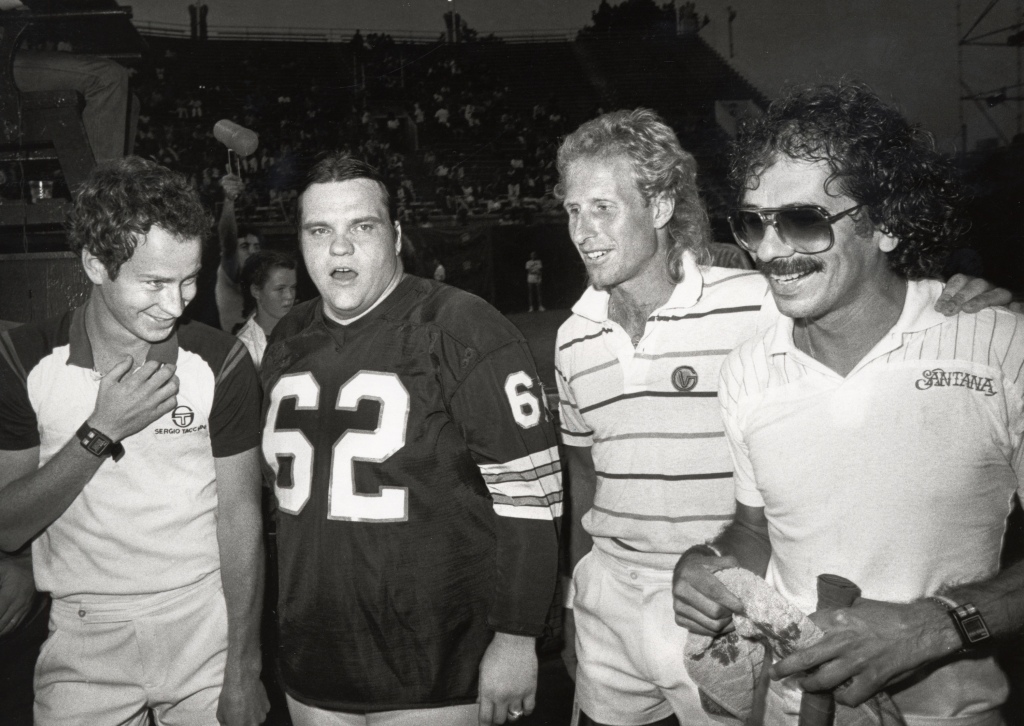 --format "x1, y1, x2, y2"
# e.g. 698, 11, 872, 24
76, 422, 125, 462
